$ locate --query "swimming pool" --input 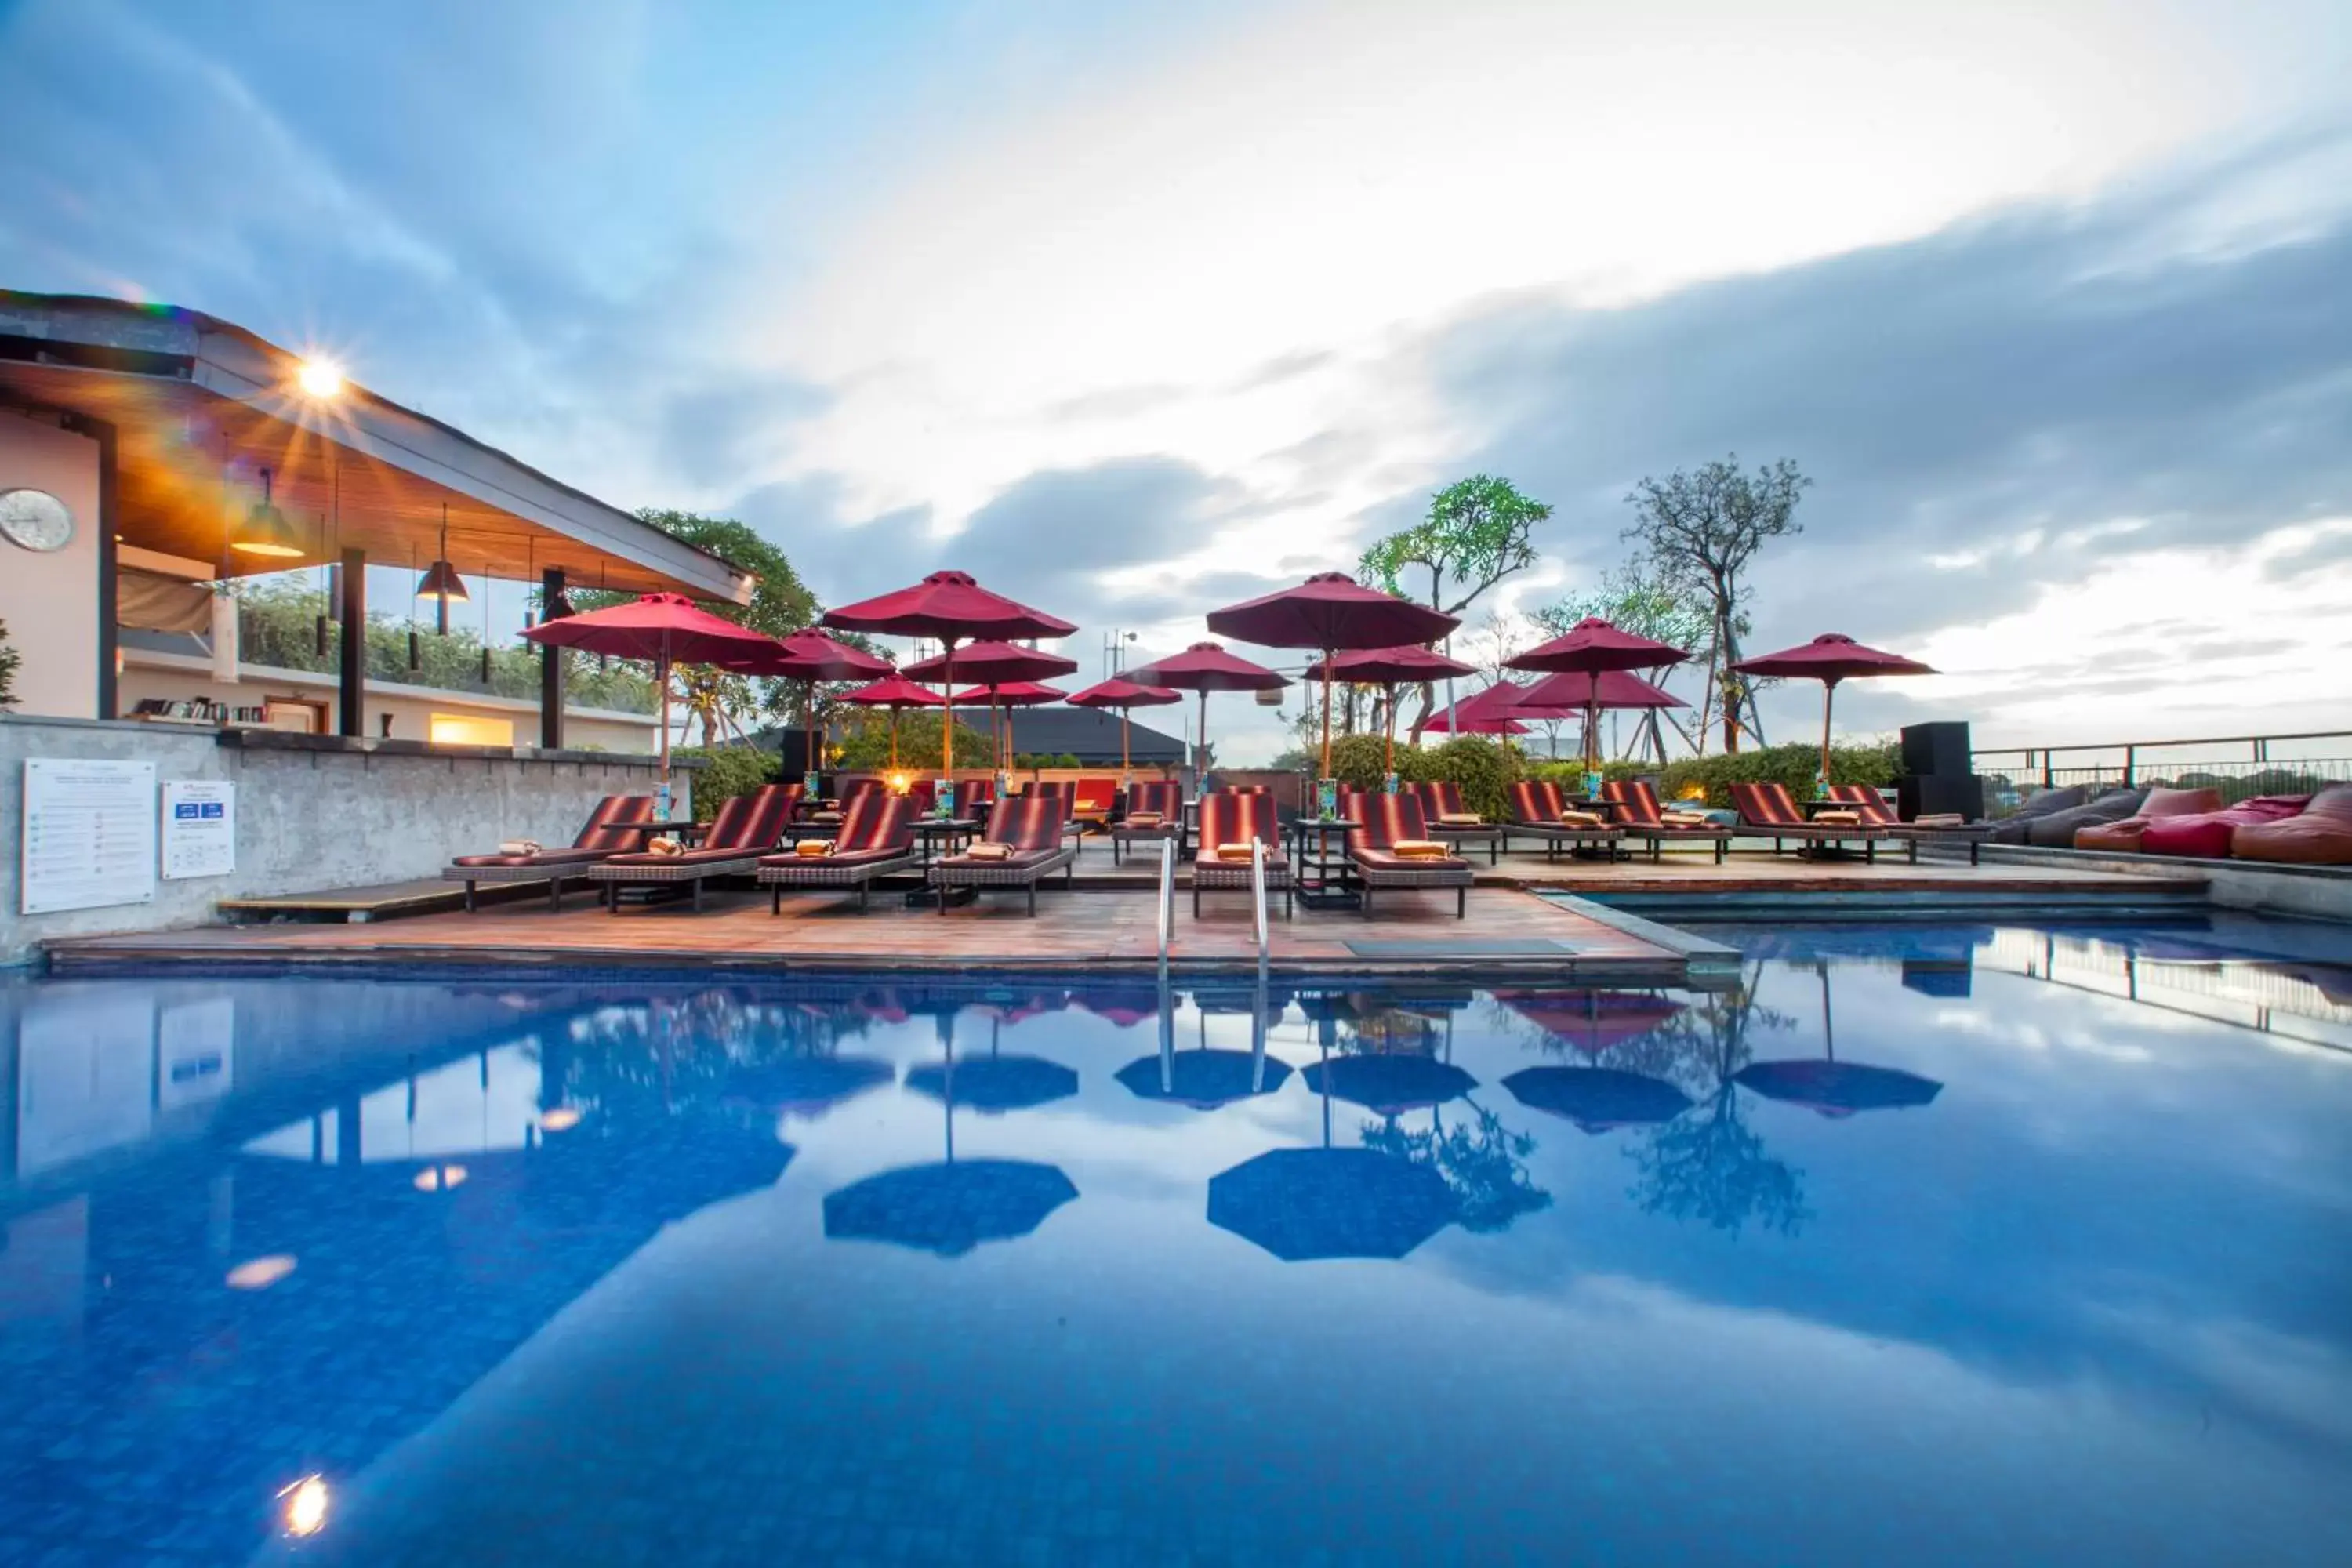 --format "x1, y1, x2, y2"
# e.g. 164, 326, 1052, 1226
4, 920, 2348, 1564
